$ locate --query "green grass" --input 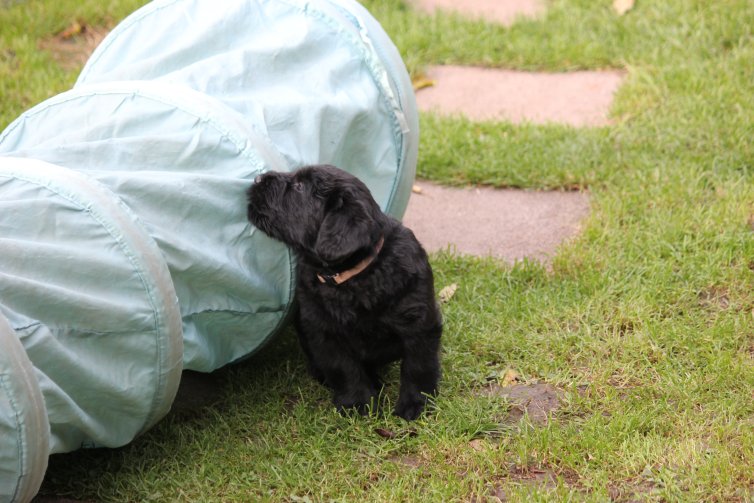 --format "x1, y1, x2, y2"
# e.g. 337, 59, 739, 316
2, 0, 753, 501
